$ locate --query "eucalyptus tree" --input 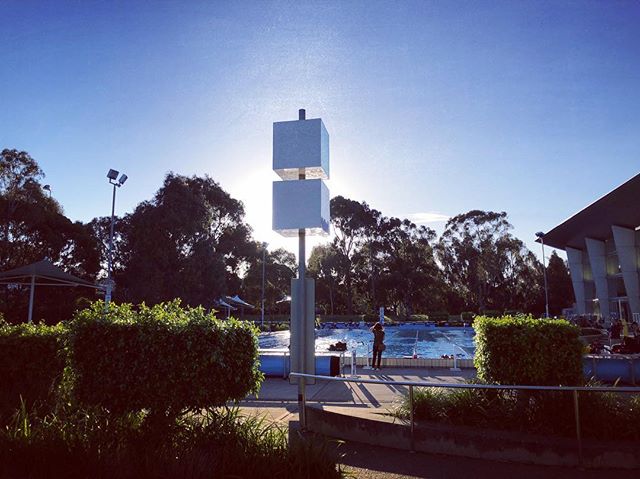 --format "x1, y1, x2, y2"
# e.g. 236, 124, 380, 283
437, 210, 514, 311
117, 173, 254, 307
240, 245, 296, 314
376, 217, 445, 317
308, 243, 344, 314
0, 149, 100, 323
546, 251, 574, 315
330, 196, 381, 314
